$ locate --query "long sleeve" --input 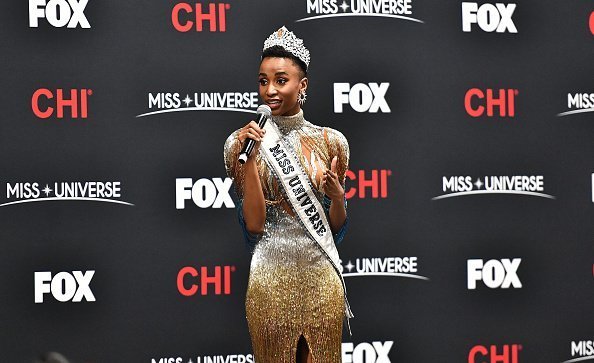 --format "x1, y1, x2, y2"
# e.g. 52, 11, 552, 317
224, 130, 263, 251
323, 127, 350, 245
322, 194, 349, 245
